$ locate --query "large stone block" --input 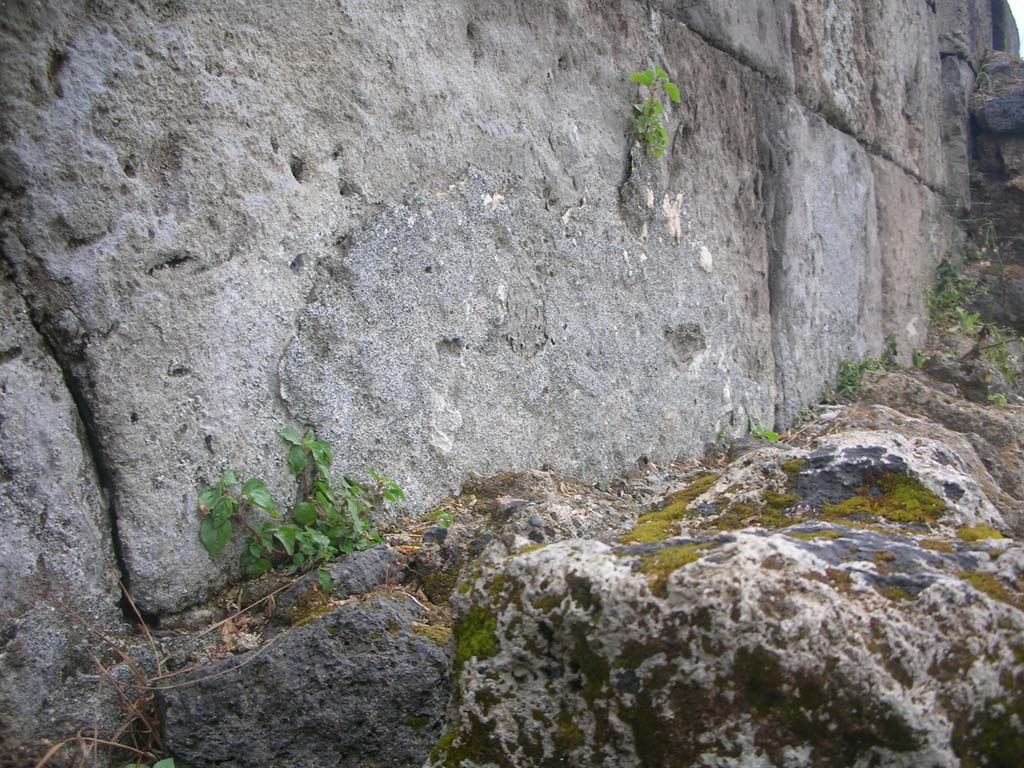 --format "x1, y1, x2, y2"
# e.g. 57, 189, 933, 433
941, 55, 977, 210
871, 155, 954, 363
765, 102, 882, 424
791, 0, 947, 190
659, 0, 795, 87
